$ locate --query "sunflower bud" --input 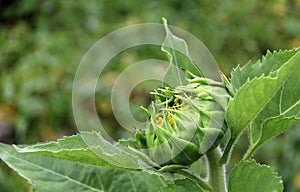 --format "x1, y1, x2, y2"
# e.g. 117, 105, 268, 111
136, 71, 231, 166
